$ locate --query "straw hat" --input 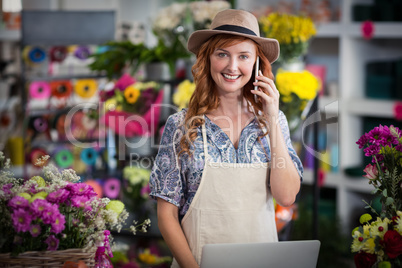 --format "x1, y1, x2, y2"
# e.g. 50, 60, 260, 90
187, 9, 280, 63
